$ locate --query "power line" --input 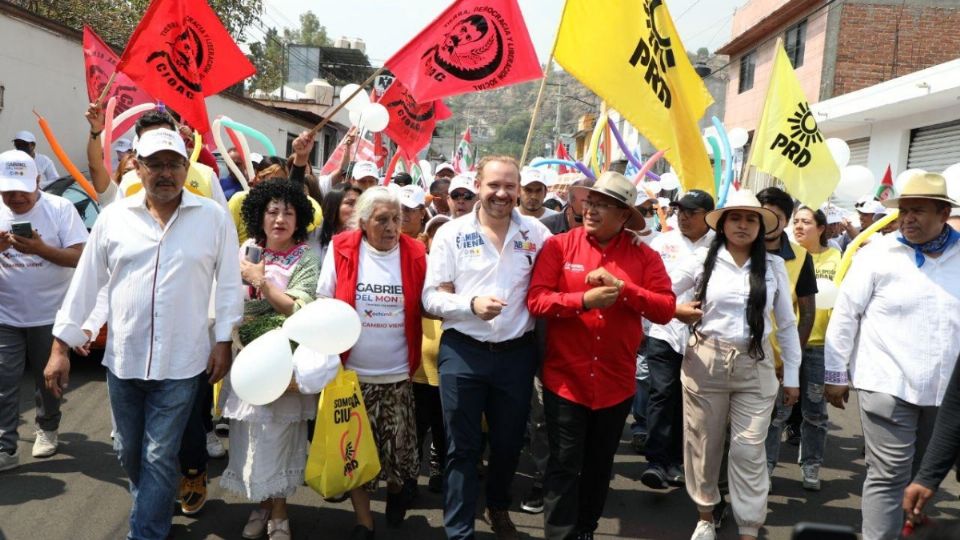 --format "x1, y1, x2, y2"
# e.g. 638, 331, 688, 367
675, 0, 706, 22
